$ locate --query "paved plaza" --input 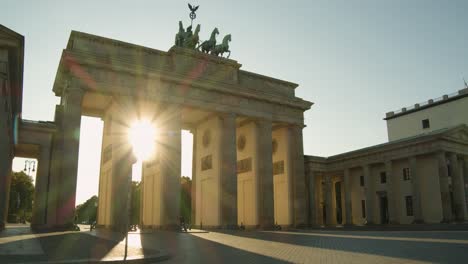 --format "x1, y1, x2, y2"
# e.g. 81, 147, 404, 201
147, 229, 468, 263
1, 224, 468, 263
